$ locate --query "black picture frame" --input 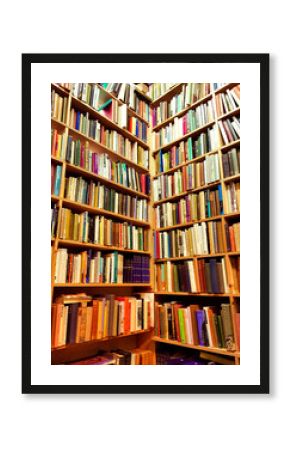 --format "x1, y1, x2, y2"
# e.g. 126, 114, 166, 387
22, 53, 269, 394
